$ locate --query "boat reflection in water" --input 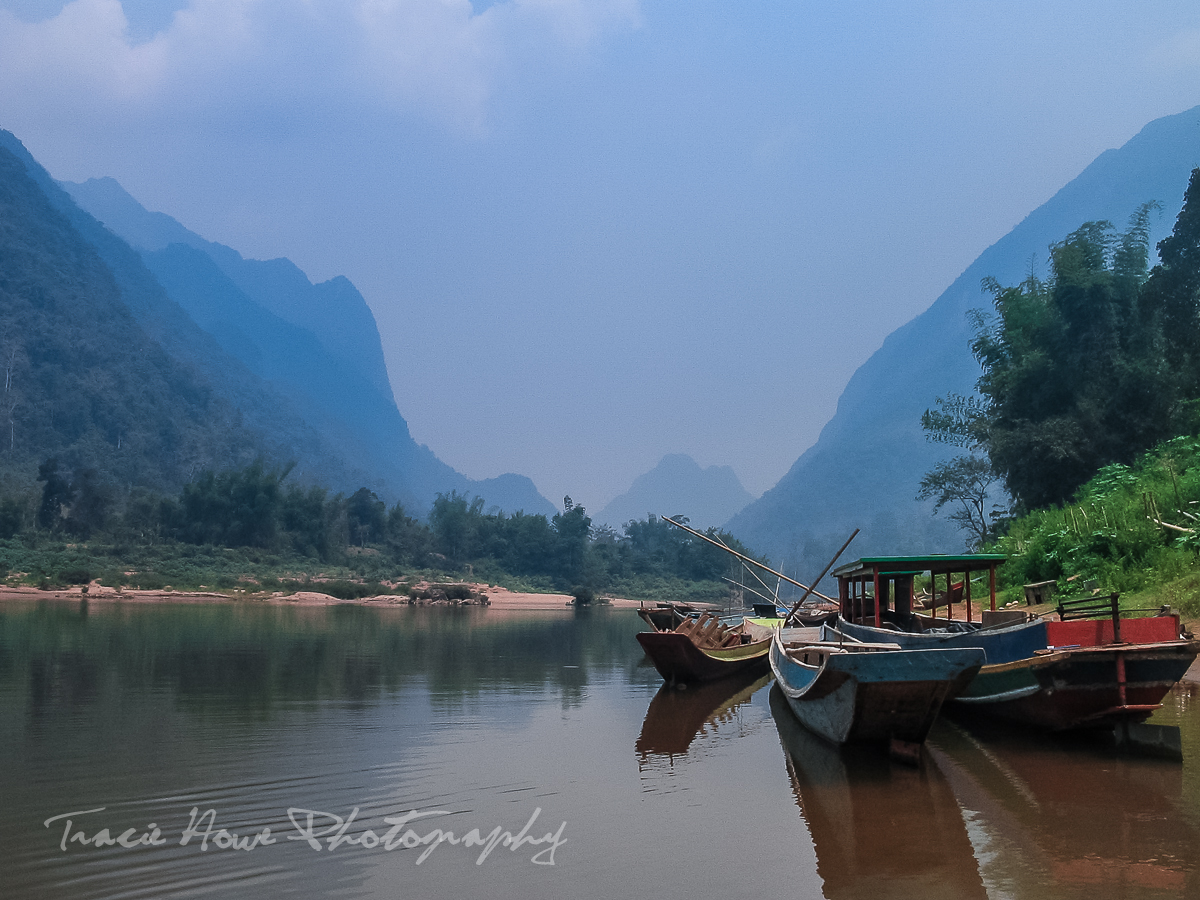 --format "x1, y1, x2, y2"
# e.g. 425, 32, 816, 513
928, 692, 1200, 899
636, 670, 770, 763
769, 686, 987, 900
